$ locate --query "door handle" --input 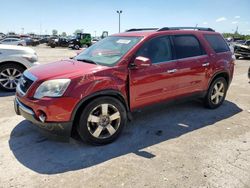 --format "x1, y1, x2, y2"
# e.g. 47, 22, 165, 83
167, 69, 177, 73
202, 62, 210, 67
